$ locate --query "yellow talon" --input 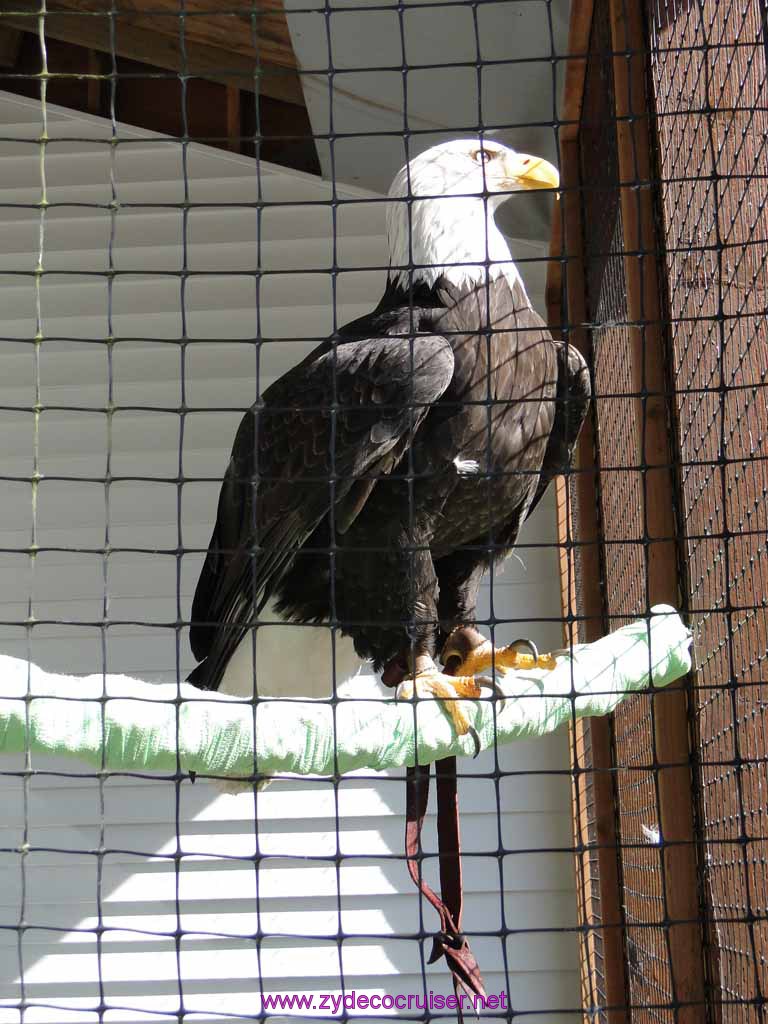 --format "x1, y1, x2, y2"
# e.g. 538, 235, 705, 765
443, 633, 558, 677
397, 665, 481, 739
497, 648, 558, 672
